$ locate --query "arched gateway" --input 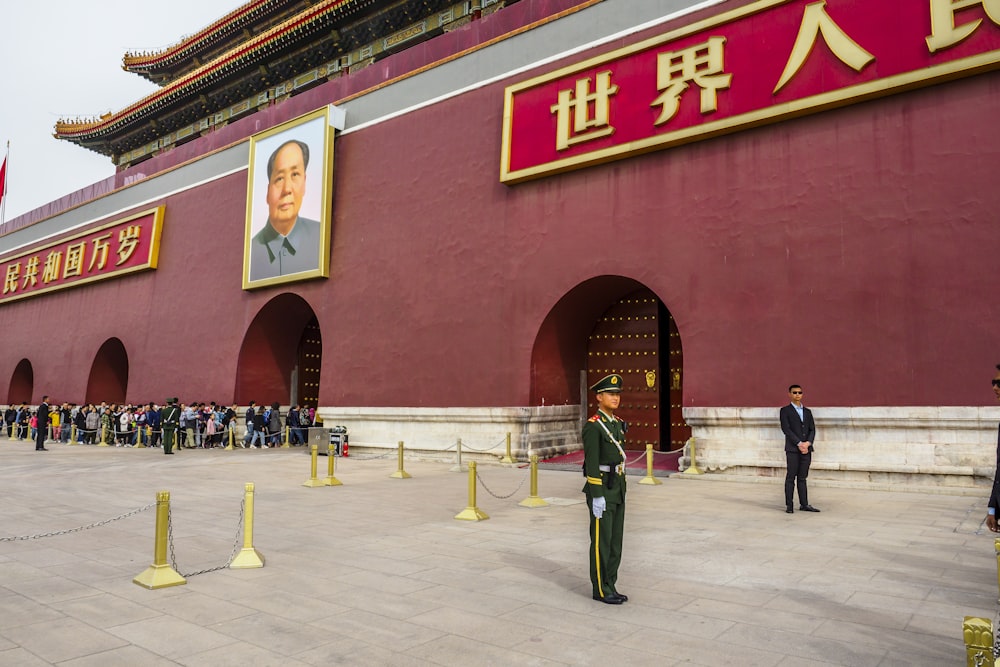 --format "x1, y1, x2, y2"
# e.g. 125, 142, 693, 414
86, 339, 129, 405
235, 294, 322, 410
531, 278, 689, 456
7, 359, 34, 405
